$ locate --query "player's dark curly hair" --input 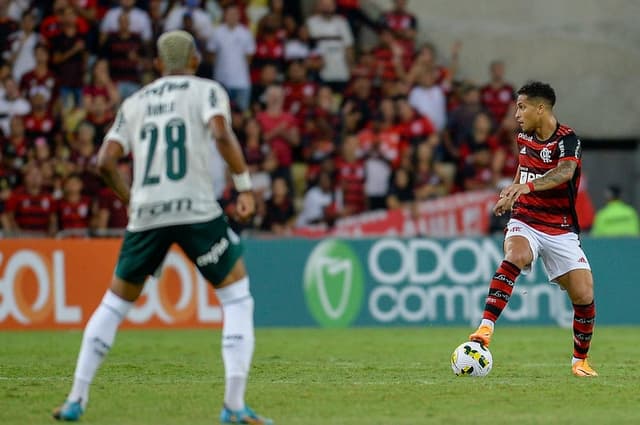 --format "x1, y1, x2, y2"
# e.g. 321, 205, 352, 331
517, 81, 556, 106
